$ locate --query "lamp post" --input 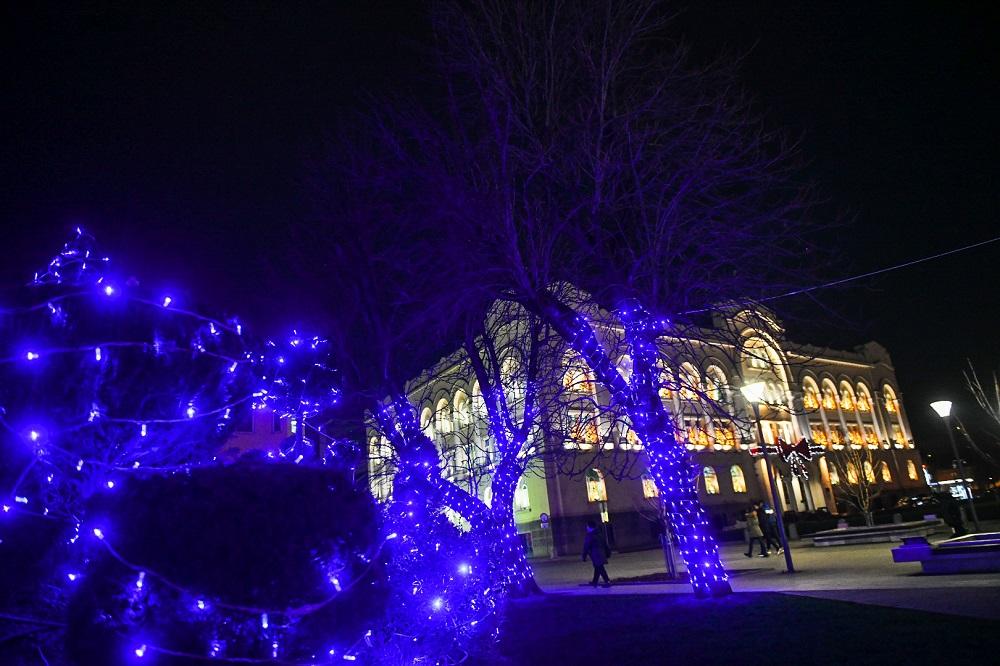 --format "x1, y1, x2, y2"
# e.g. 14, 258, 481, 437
741, 382, 795, 573
929, 400, 981, 532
